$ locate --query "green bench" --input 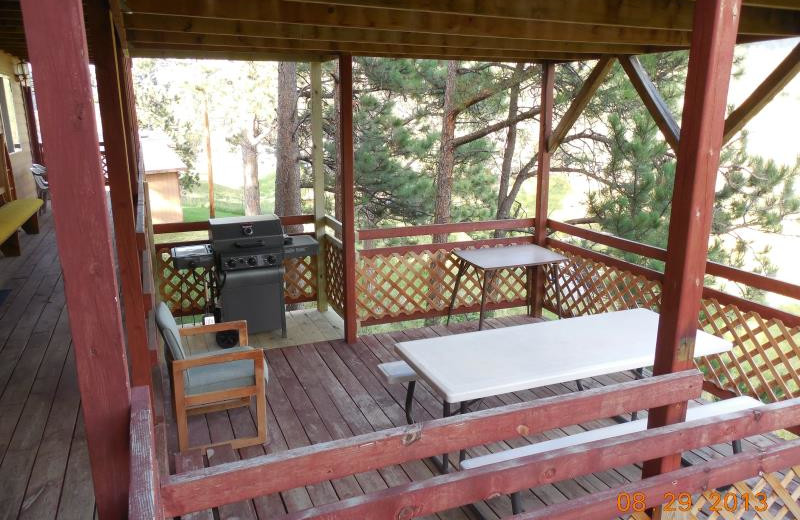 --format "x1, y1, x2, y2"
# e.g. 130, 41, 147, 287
0, 198, 44, 257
